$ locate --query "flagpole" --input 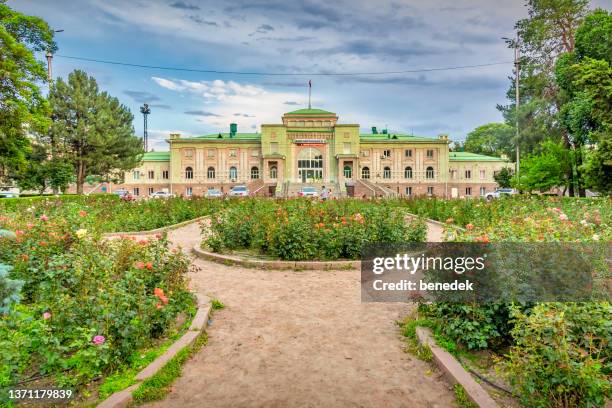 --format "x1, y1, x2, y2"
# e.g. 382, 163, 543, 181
308, 80, 312, 109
